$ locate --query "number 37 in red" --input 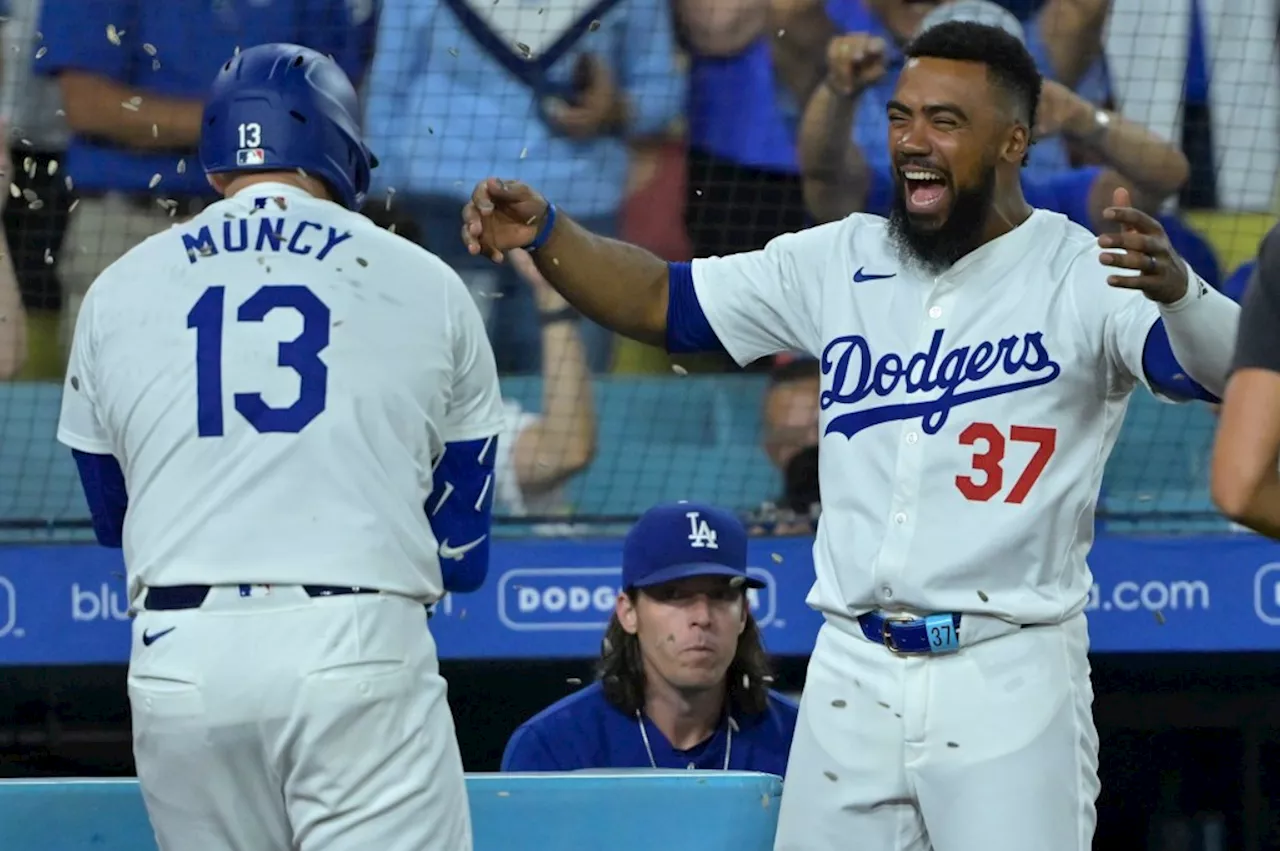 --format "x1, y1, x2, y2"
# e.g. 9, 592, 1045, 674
955, 422, 1057, 504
